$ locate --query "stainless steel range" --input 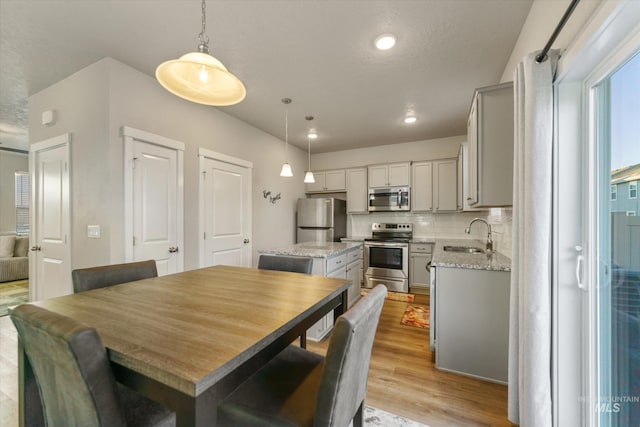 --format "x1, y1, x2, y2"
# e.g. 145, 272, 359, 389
364, 223, 412, 293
